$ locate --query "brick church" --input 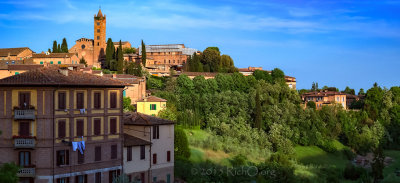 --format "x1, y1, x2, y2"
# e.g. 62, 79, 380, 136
69, 9, 107, 68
